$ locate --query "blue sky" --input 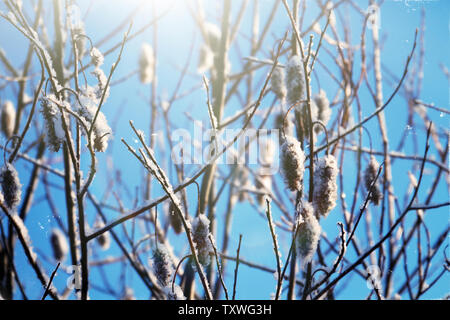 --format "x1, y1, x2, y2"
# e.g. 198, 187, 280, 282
0, 0, 448, 300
